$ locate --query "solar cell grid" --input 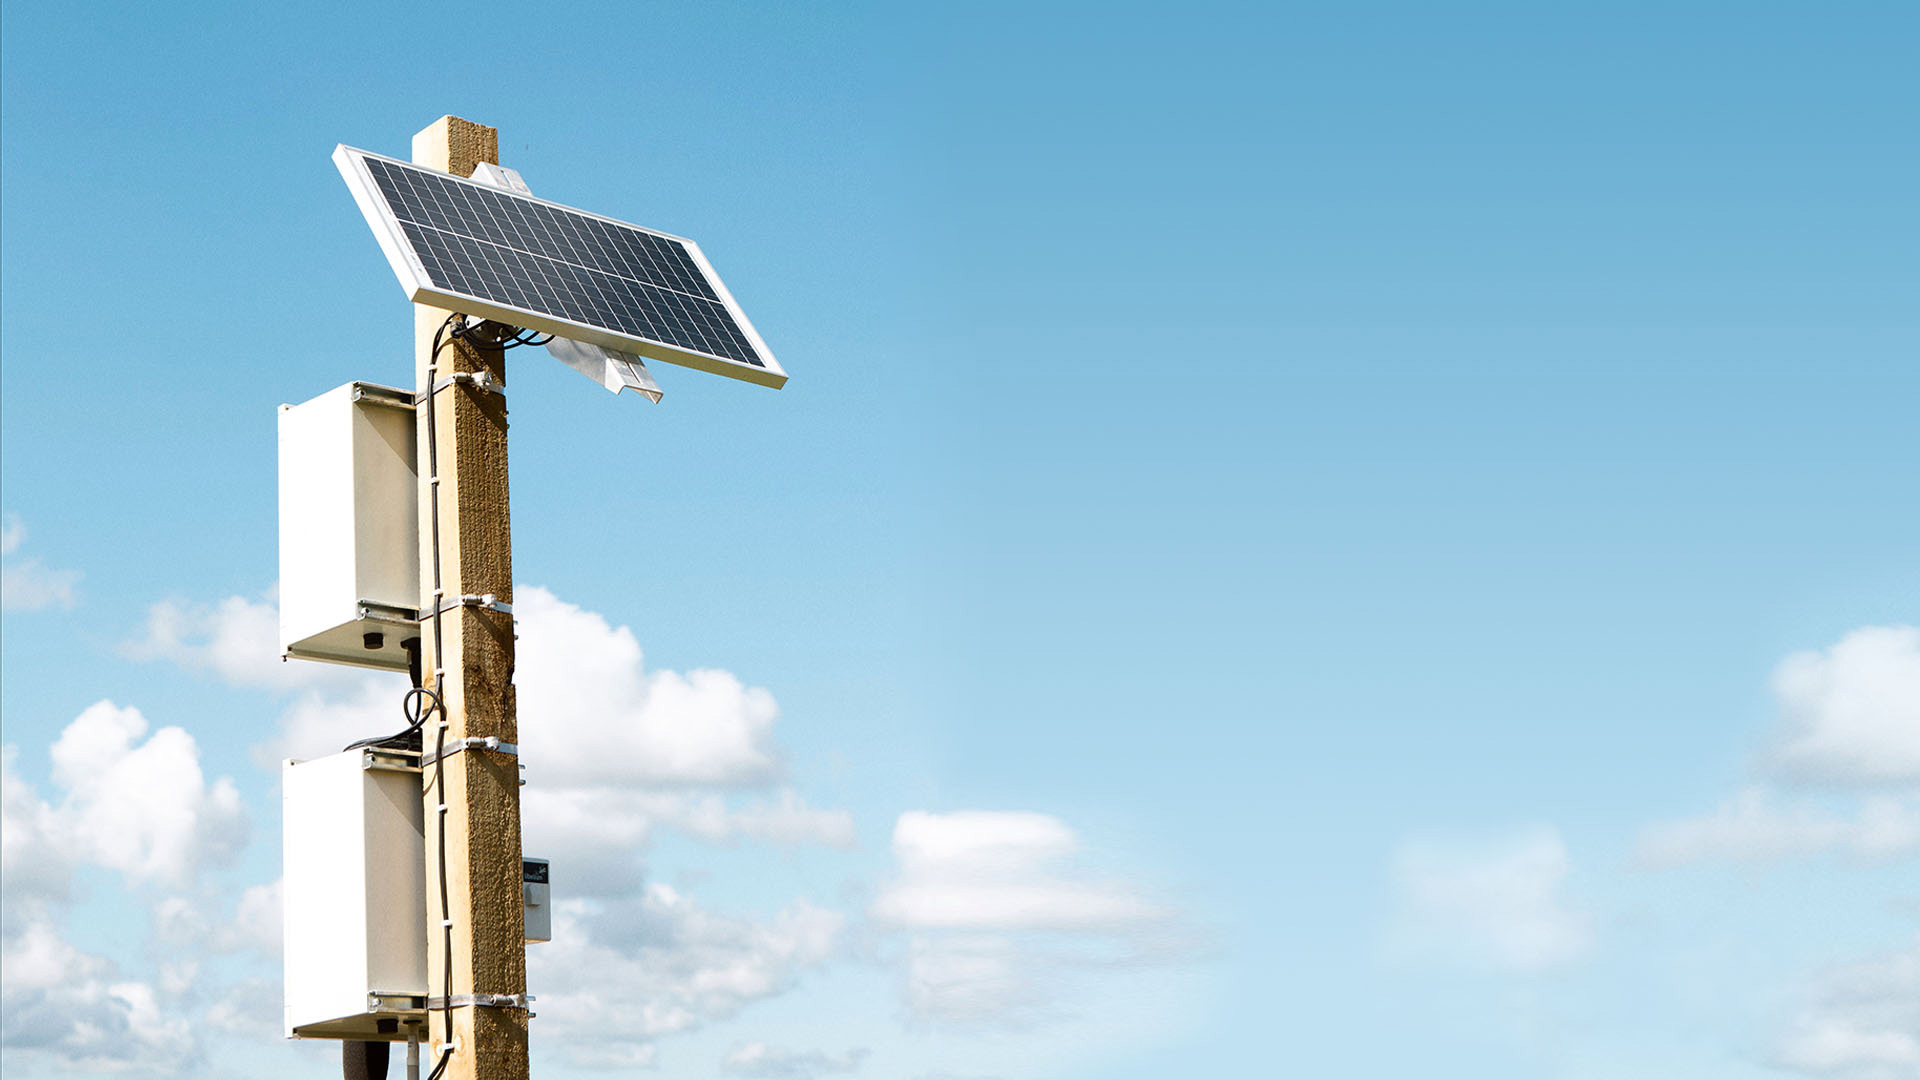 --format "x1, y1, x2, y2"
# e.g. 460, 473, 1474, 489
348, 150, 763, 375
